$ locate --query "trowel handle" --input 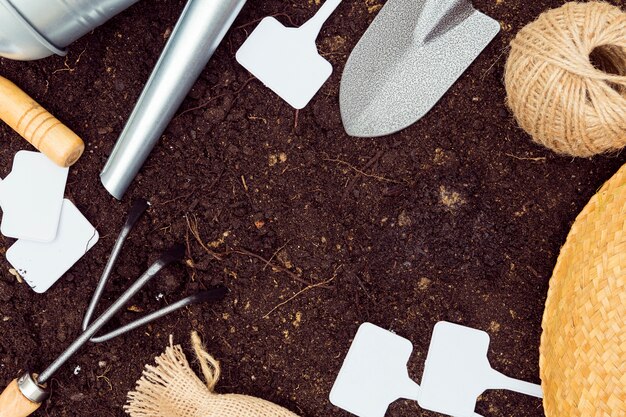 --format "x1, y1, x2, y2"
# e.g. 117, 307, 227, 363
300, 0, 342, 39
0, 76, 84, 167
0, 379, 41, 417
